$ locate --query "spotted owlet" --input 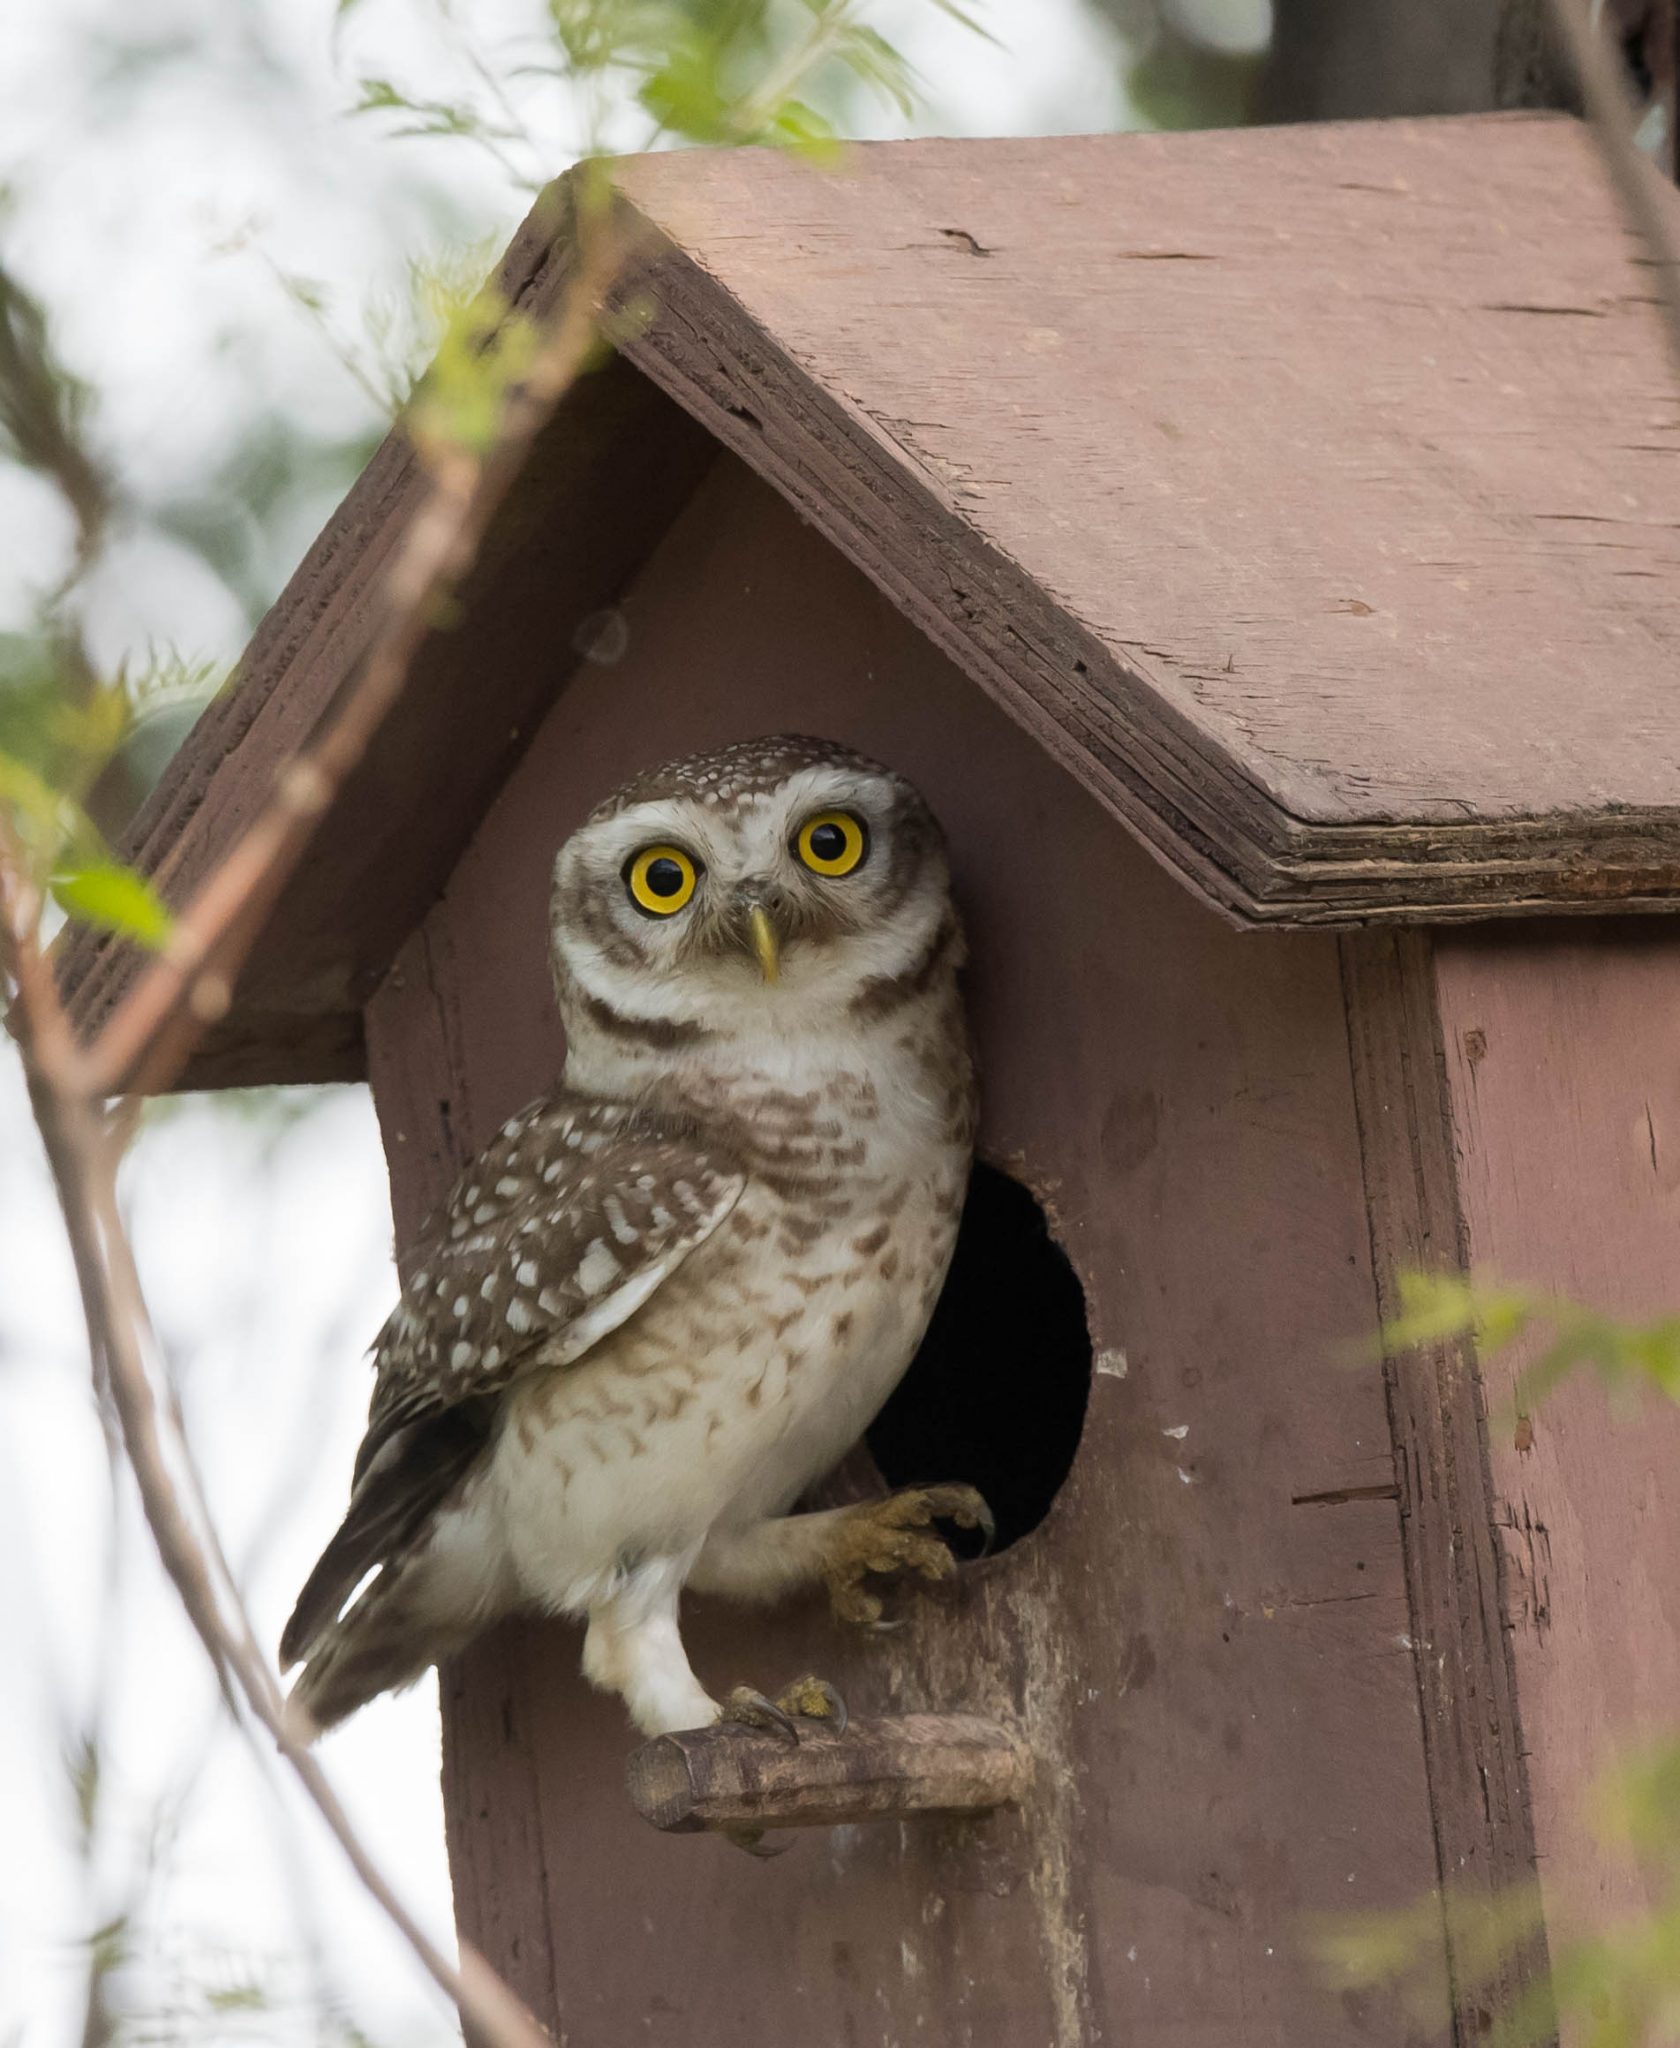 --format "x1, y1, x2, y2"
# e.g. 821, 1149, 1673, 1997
282, 734, 987, 1742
